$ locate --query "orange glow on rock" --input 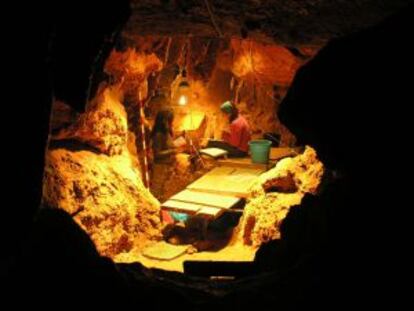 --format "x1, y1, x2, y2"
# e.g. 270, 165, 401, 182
104, 48, 163, 84
231, 39, 300, 85
237, 146, 324, 247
